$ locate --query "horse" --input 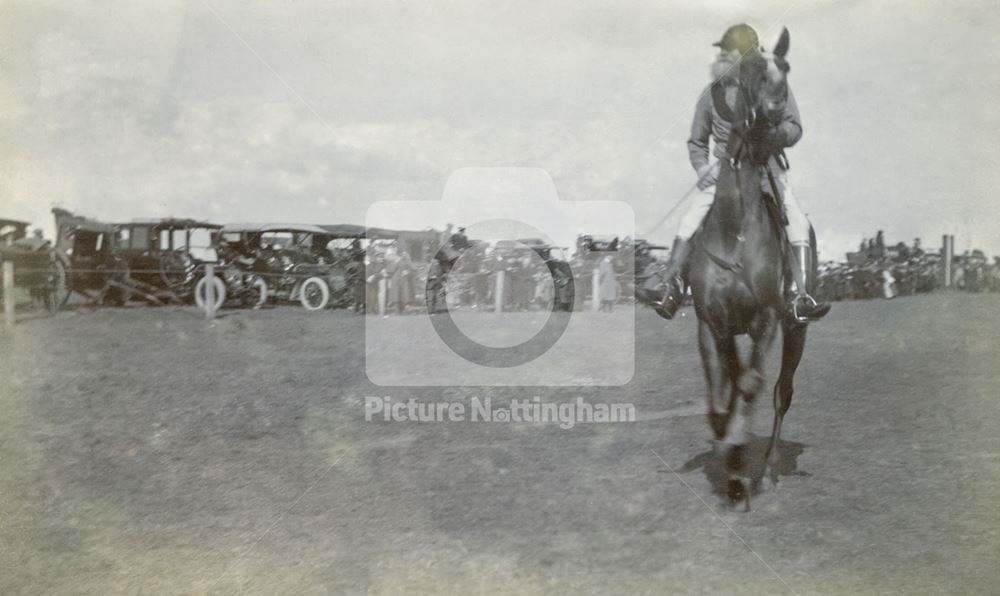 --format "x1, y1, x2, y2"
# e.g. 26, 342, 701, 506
685, 28, 809, 509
